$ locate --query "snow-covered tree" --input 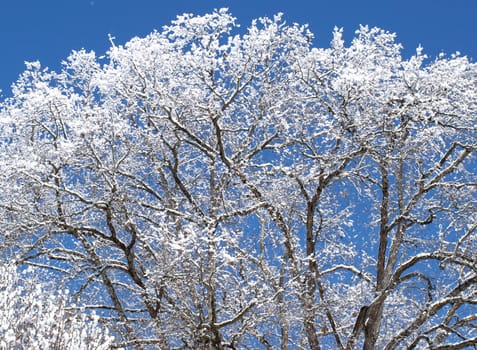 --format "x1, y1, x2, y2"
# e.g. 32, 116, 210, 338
0, 9, 476, 349
0, 264, 114, 349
